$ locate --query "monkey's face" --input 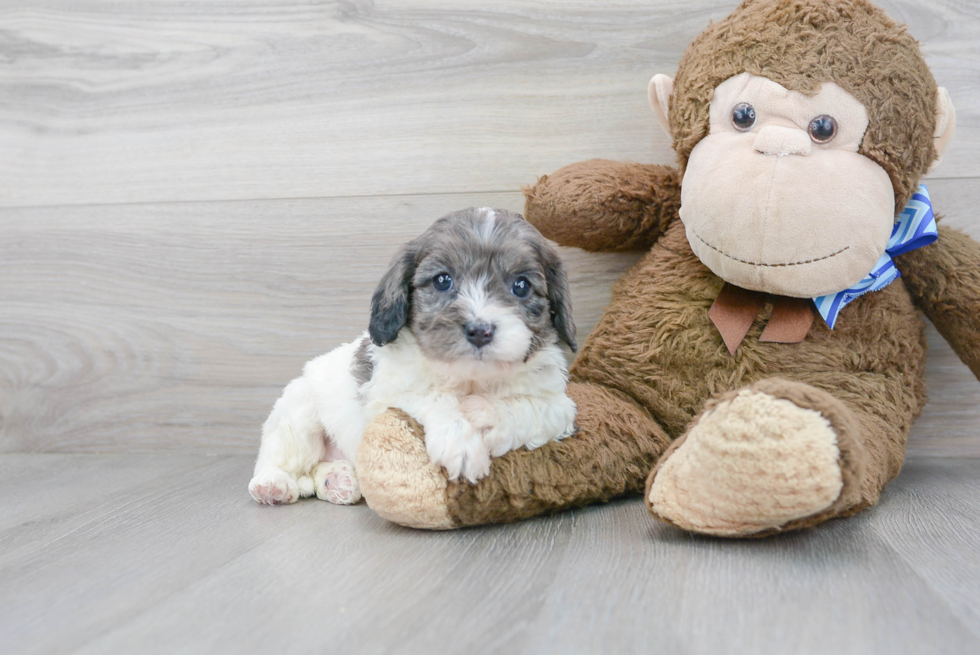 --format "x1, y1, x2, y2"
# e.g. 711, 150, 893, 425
678, 73, 895, 298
